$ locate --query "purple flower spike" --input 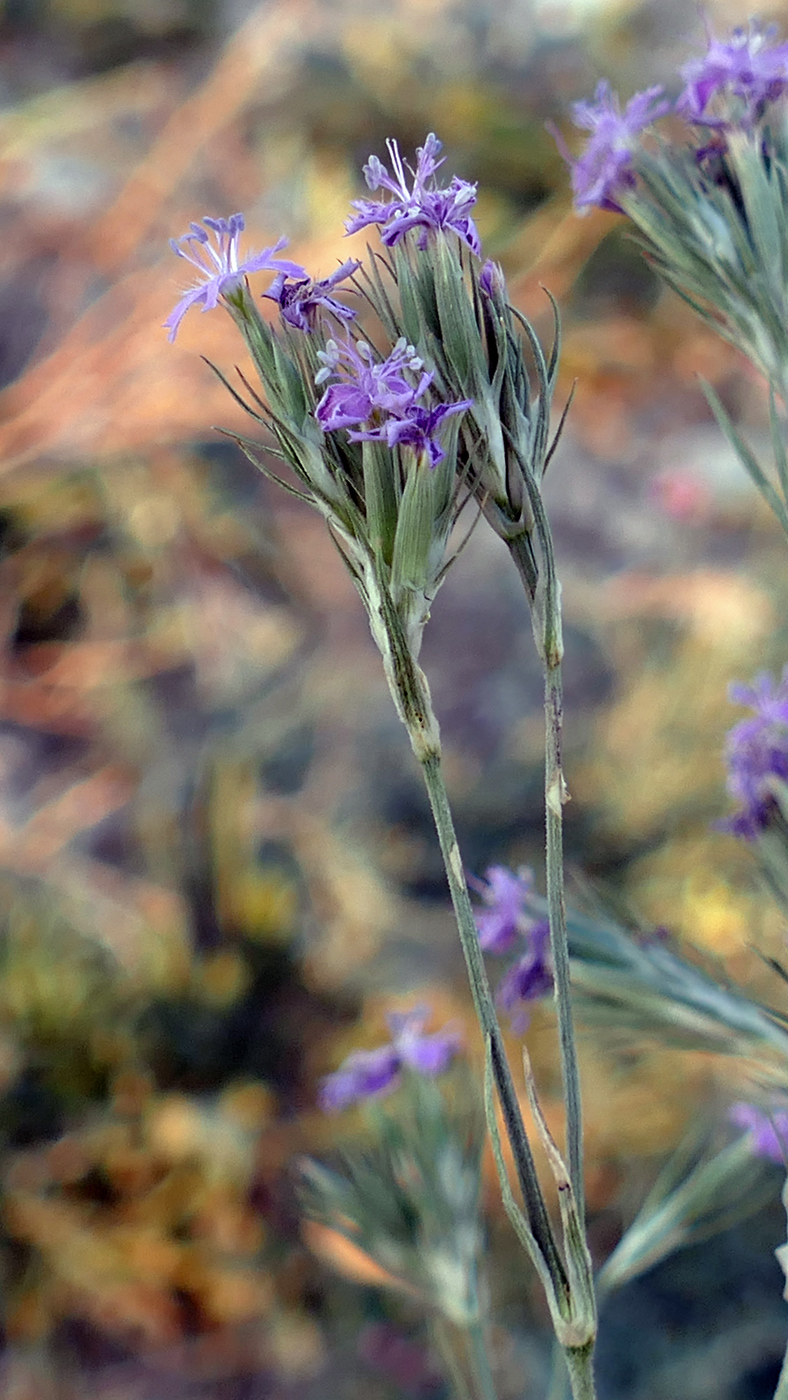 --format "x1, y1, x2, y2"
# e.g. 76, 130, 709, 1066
470, 865, 534, 953
165, 215, 306, 341
346, 133, 480, 255
264, 258, 361, 332
319, 1005, 461, 1112
315, 335, 432, 433
730, 1101, 788, 1162
722, 667, 788, 838
496, 920, 553, 1033
678, 20, 788, 129
560, 81, 669, 213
